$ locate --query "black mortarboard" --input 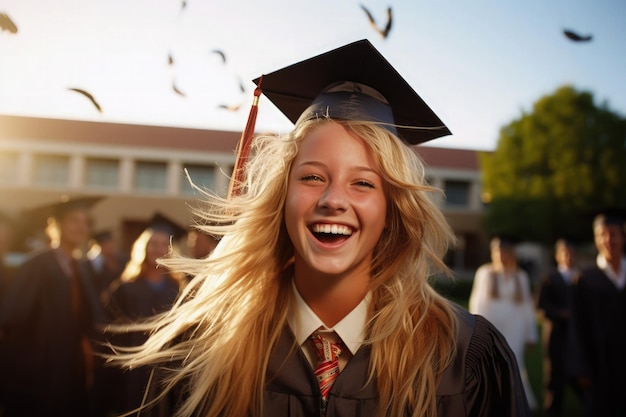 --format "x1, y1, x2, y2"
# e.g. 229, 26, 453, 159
253, 39, 450, 145
146, 212, 187, 241
23, 195, 102, 225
